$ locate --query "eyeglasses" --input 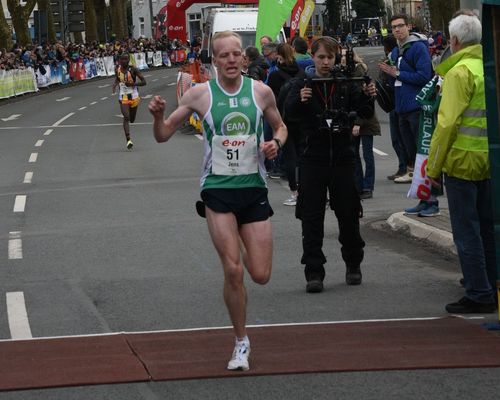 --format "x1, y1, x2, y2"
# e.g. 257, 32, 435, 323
391, 23, 406, 30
